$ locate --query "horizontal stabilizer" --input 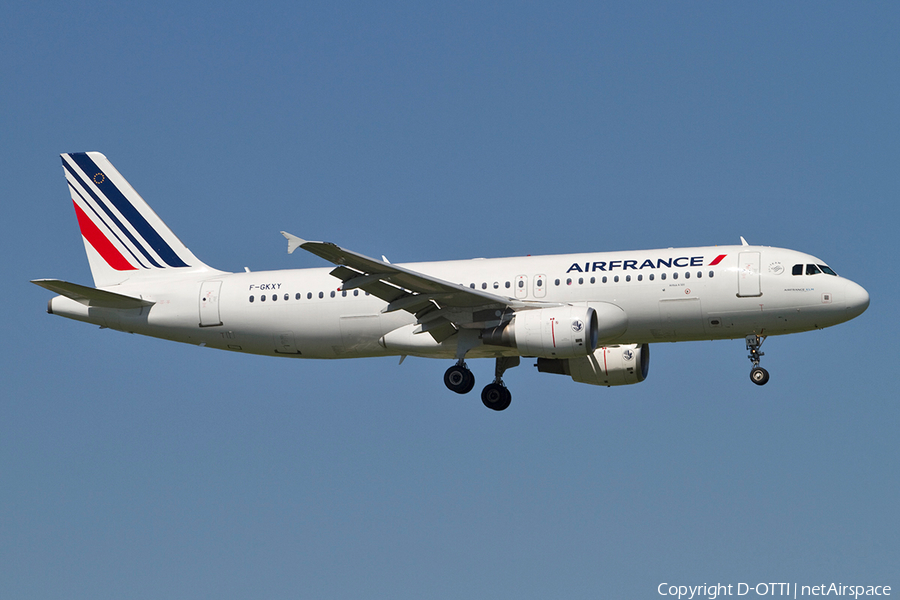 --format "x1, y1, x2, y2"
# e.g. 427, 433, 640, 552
31, 279, 154, 309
